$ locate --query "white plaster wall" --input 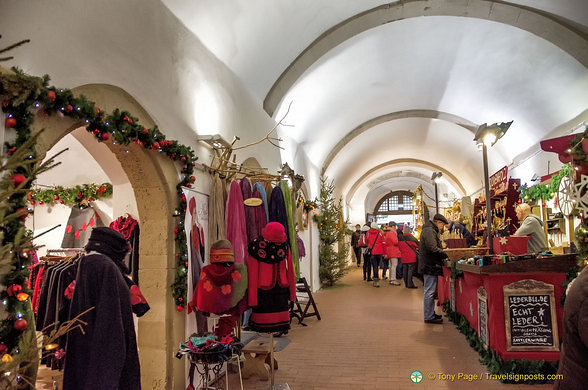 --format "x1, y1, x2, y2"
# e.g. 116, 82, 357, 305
26, 131, 138, 256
